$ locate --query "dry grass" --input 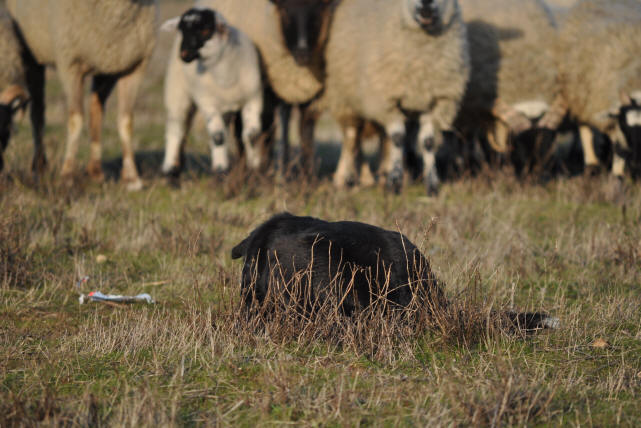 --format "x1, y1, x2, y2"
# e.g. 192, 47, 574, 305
1, 0, 641, 425
2, 170, 640, 426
